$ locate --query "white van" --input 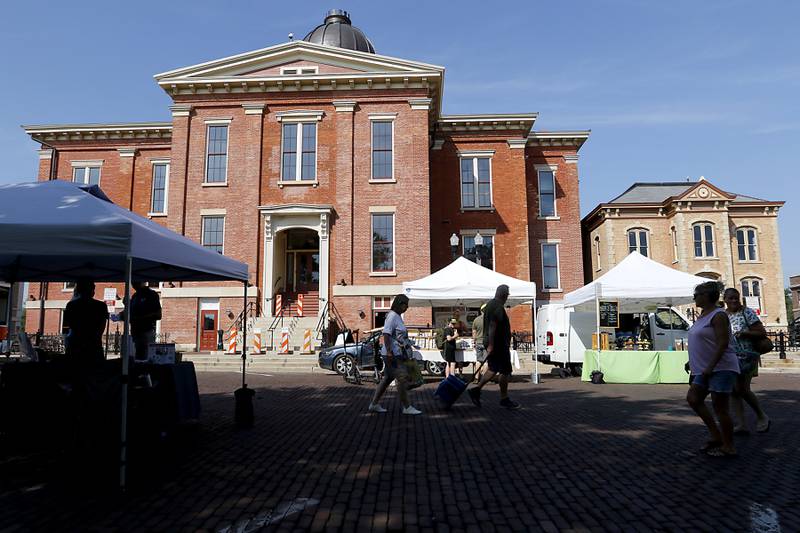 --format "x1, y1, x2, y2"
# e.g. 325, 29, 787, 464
536, 303, 690, 375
